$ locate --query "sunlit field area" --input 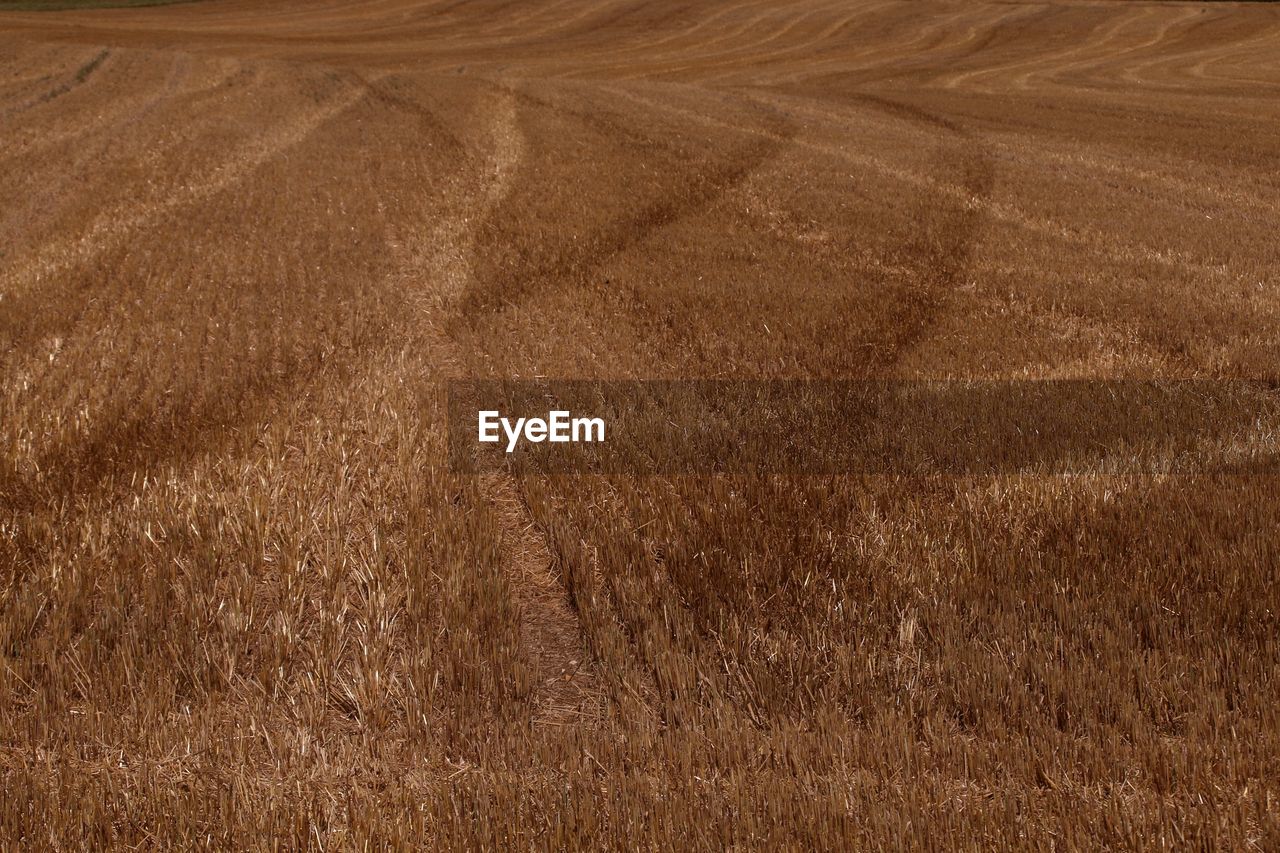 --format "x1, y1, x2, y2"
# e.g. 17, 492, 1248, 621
2, 0, 1278, 846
